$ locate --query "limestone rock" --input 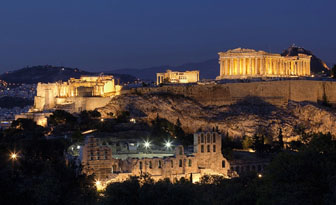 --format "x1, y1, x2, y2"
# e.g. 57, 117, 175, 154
98, 93, 336, 140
